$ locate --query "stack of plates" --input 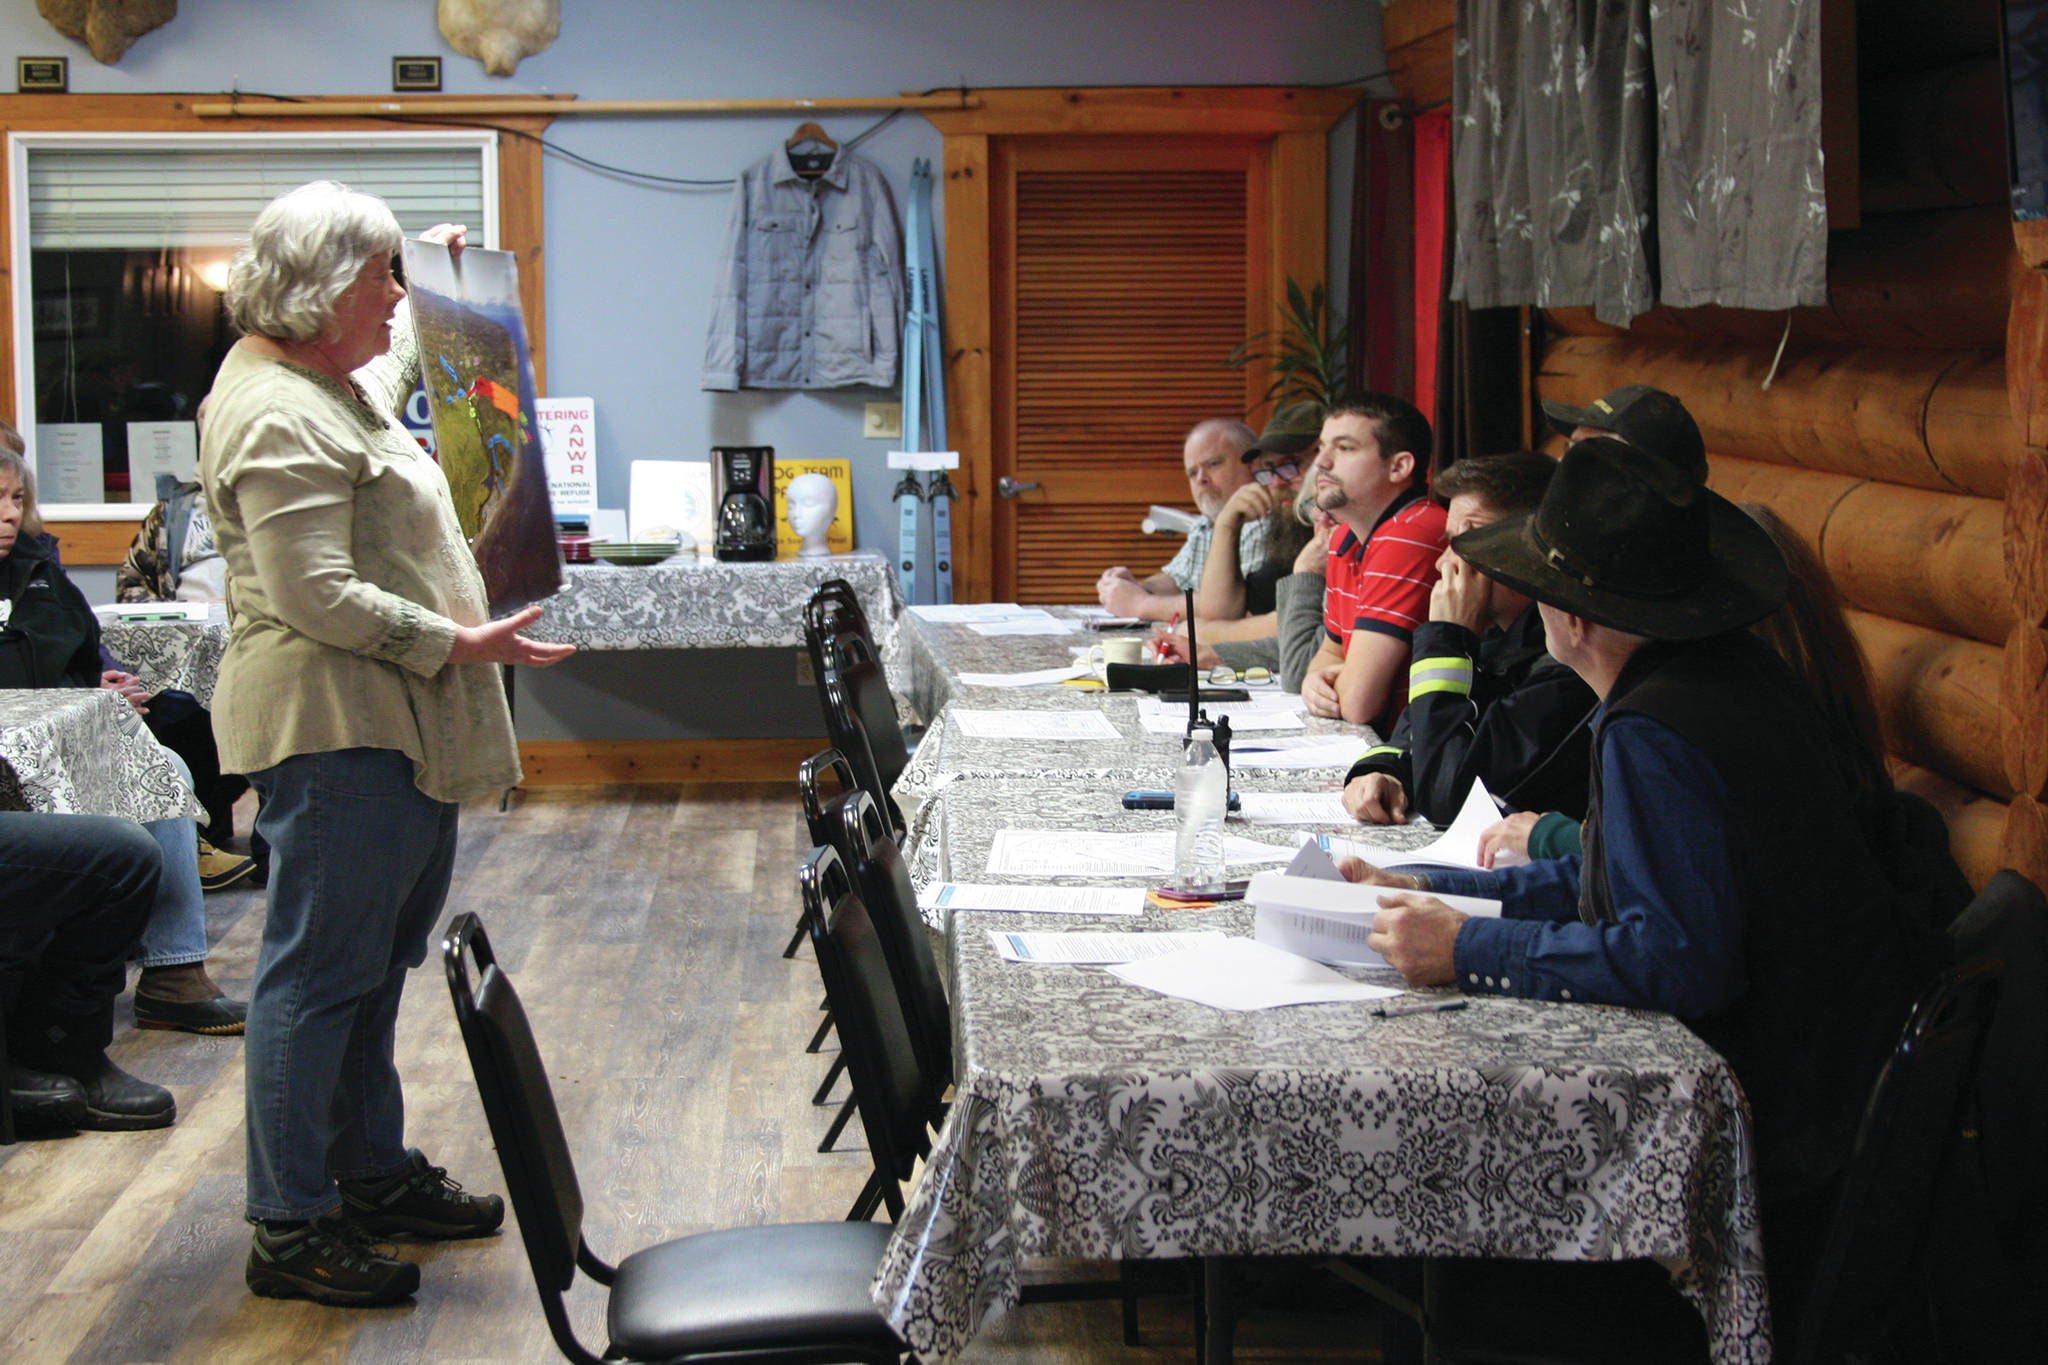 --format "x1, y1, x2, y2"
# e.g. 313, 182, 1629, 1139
590, 541, 681, 566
